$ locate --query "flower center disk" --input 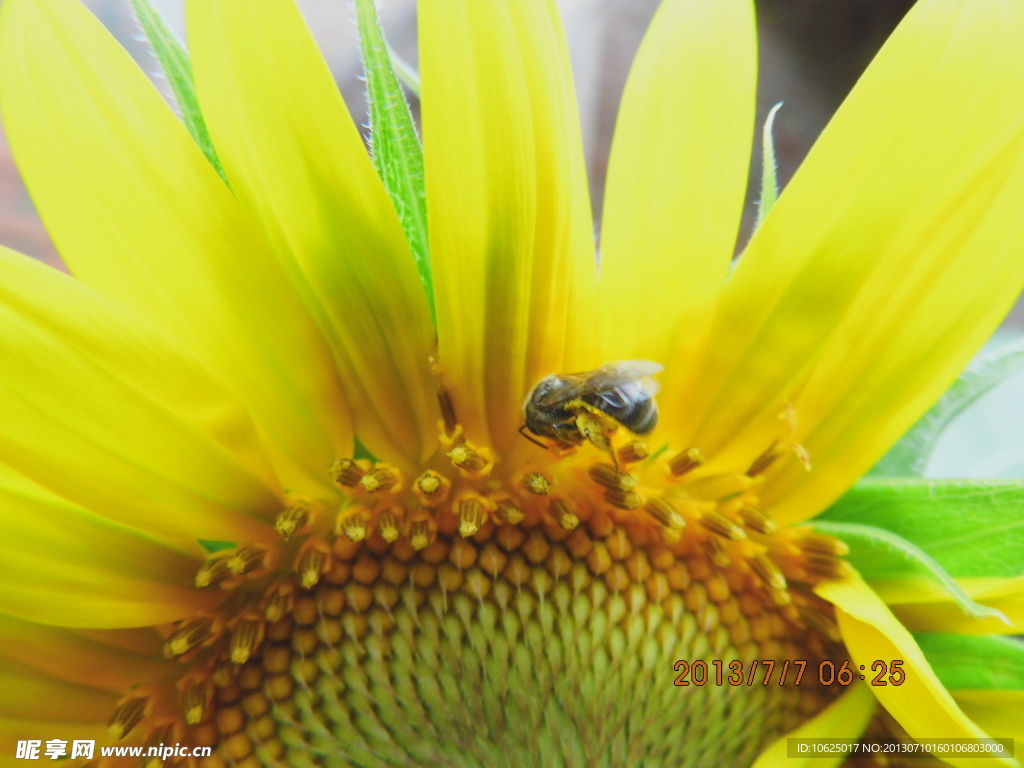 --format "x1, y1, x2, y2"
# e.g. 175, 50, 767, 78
145, 425, 851, 768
